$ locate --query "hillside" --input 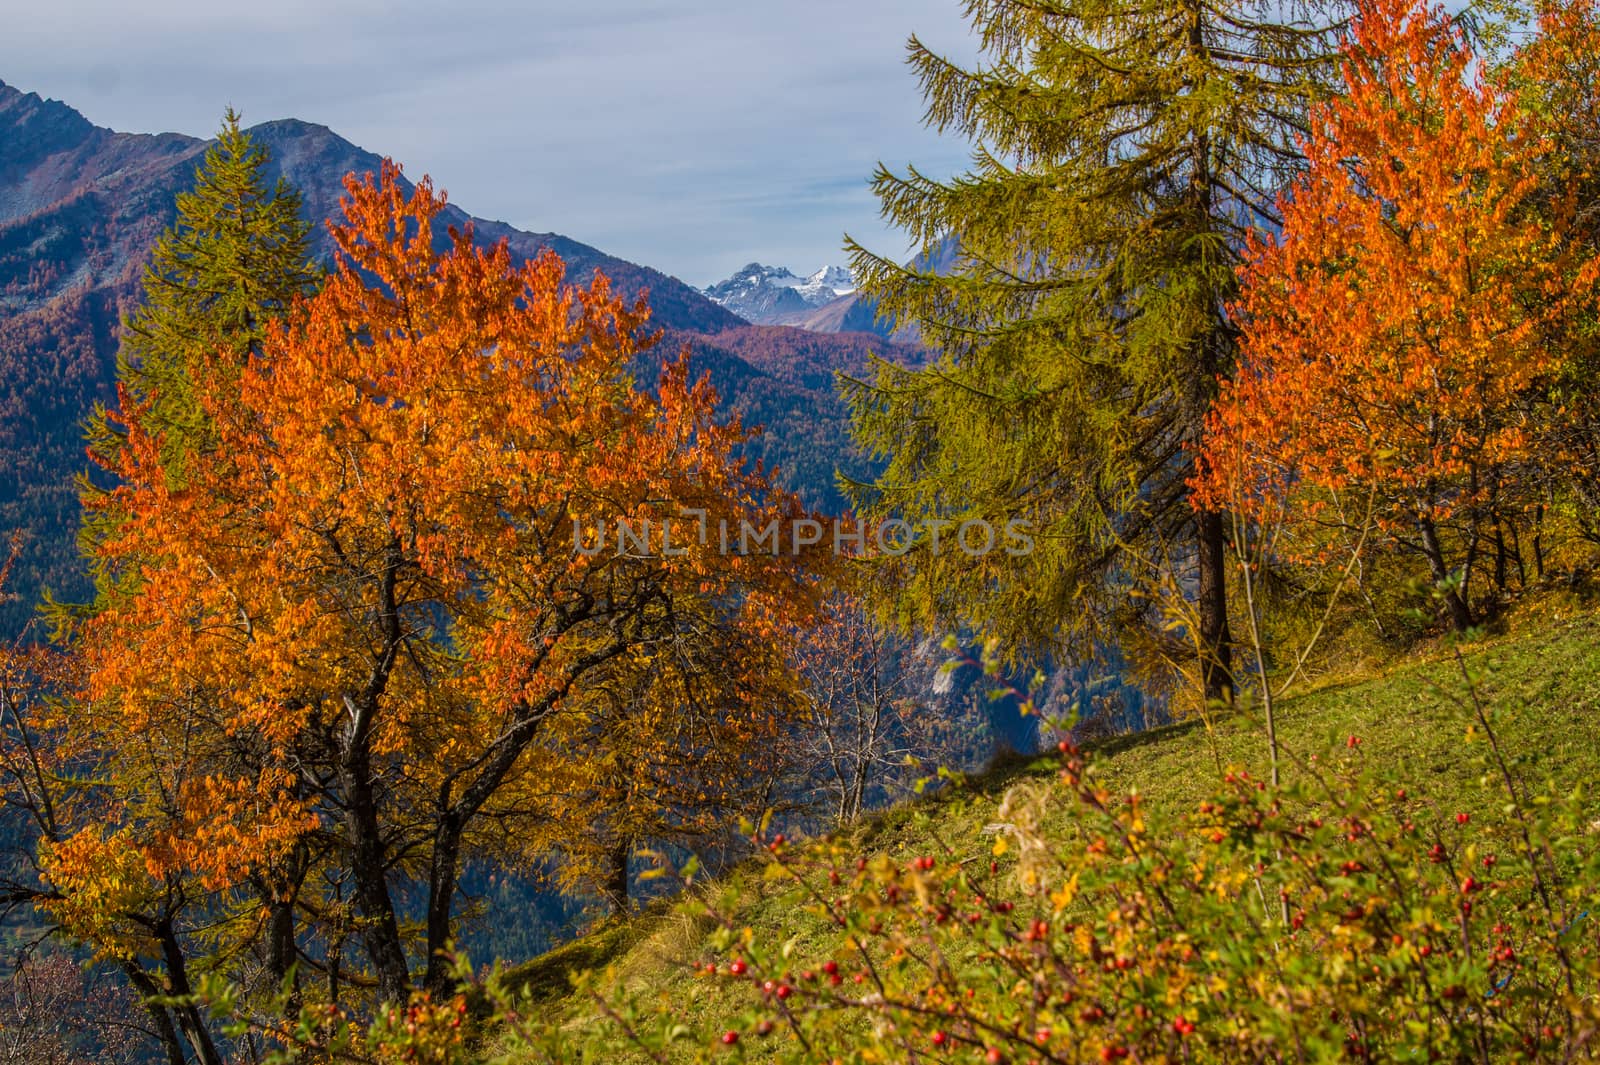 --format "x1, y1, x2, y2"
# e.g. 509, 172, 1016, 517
483, 604, 1600, 1059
